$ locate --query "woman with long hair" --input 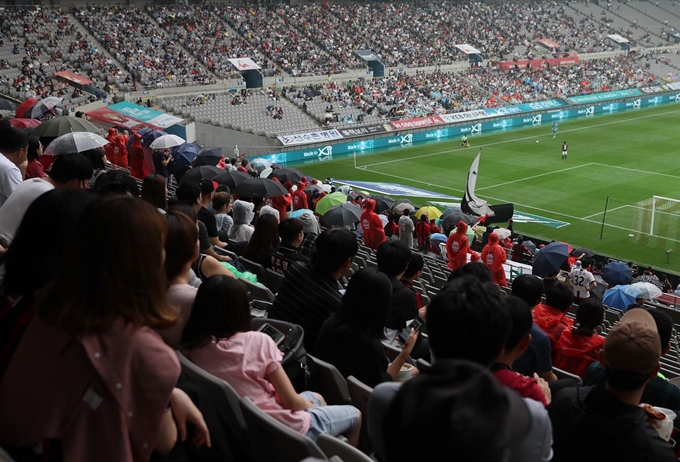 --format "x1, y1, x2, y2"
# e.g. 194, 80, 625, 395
0, 196, 210, 461
315, 267, 418, 388
242, 213, 279, 269
142, 173, 169, 212
24, 136, 45, 179
181, 275, 361, 446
